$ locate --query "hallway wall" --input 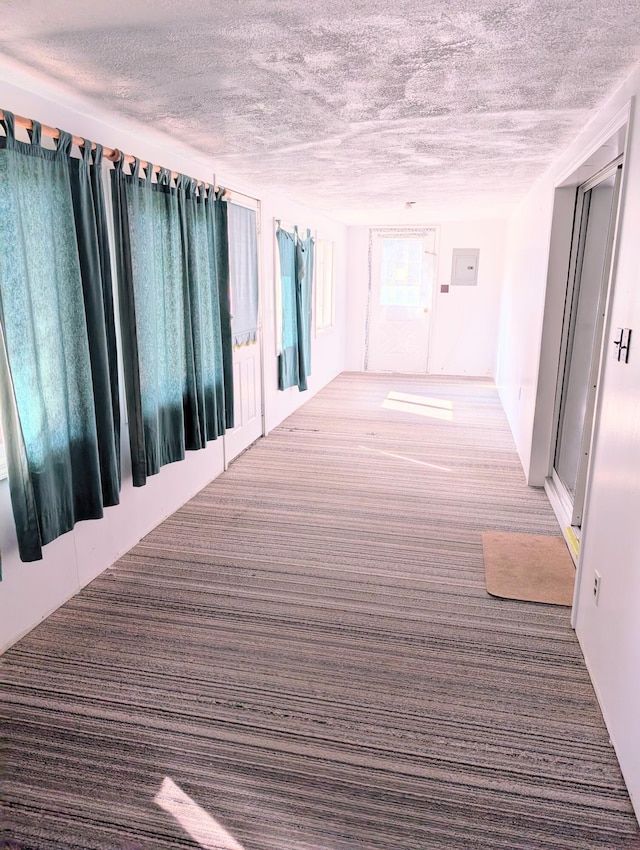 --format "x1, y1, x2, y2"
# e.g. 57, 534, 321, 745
0, 58, 348, 651
496, 62, 640, 820
345, 220, 507, 376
